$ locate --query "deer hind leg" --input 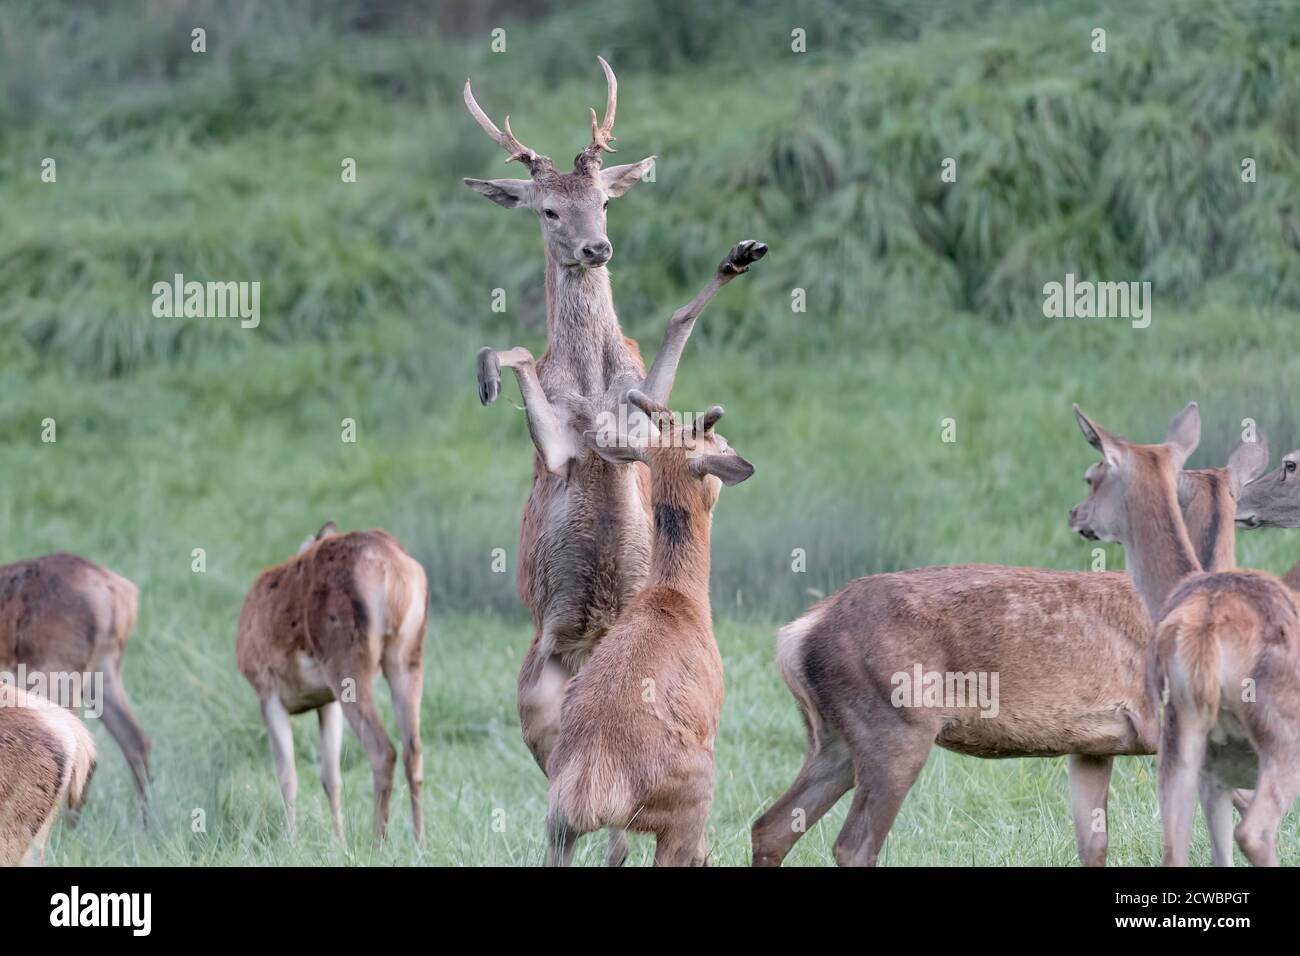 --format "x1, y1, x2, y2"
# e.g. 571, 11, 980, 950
604, 828, 629, 867
517, 643, 571, 775
1235, 759, 1300, 867
317, 701, 345, 839
336, 681, 397, 842
1067, 754, 1114, 867
261, 693, 299, 842
1199, 772, 1235, 867
382, 643, 425, 847
98, 661, 152, 828
1157, 710, 1207, 867
832, 715, 936, 868
653, 803, 711, 868
751, 729, 853, 867
545, 810, 582, 868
